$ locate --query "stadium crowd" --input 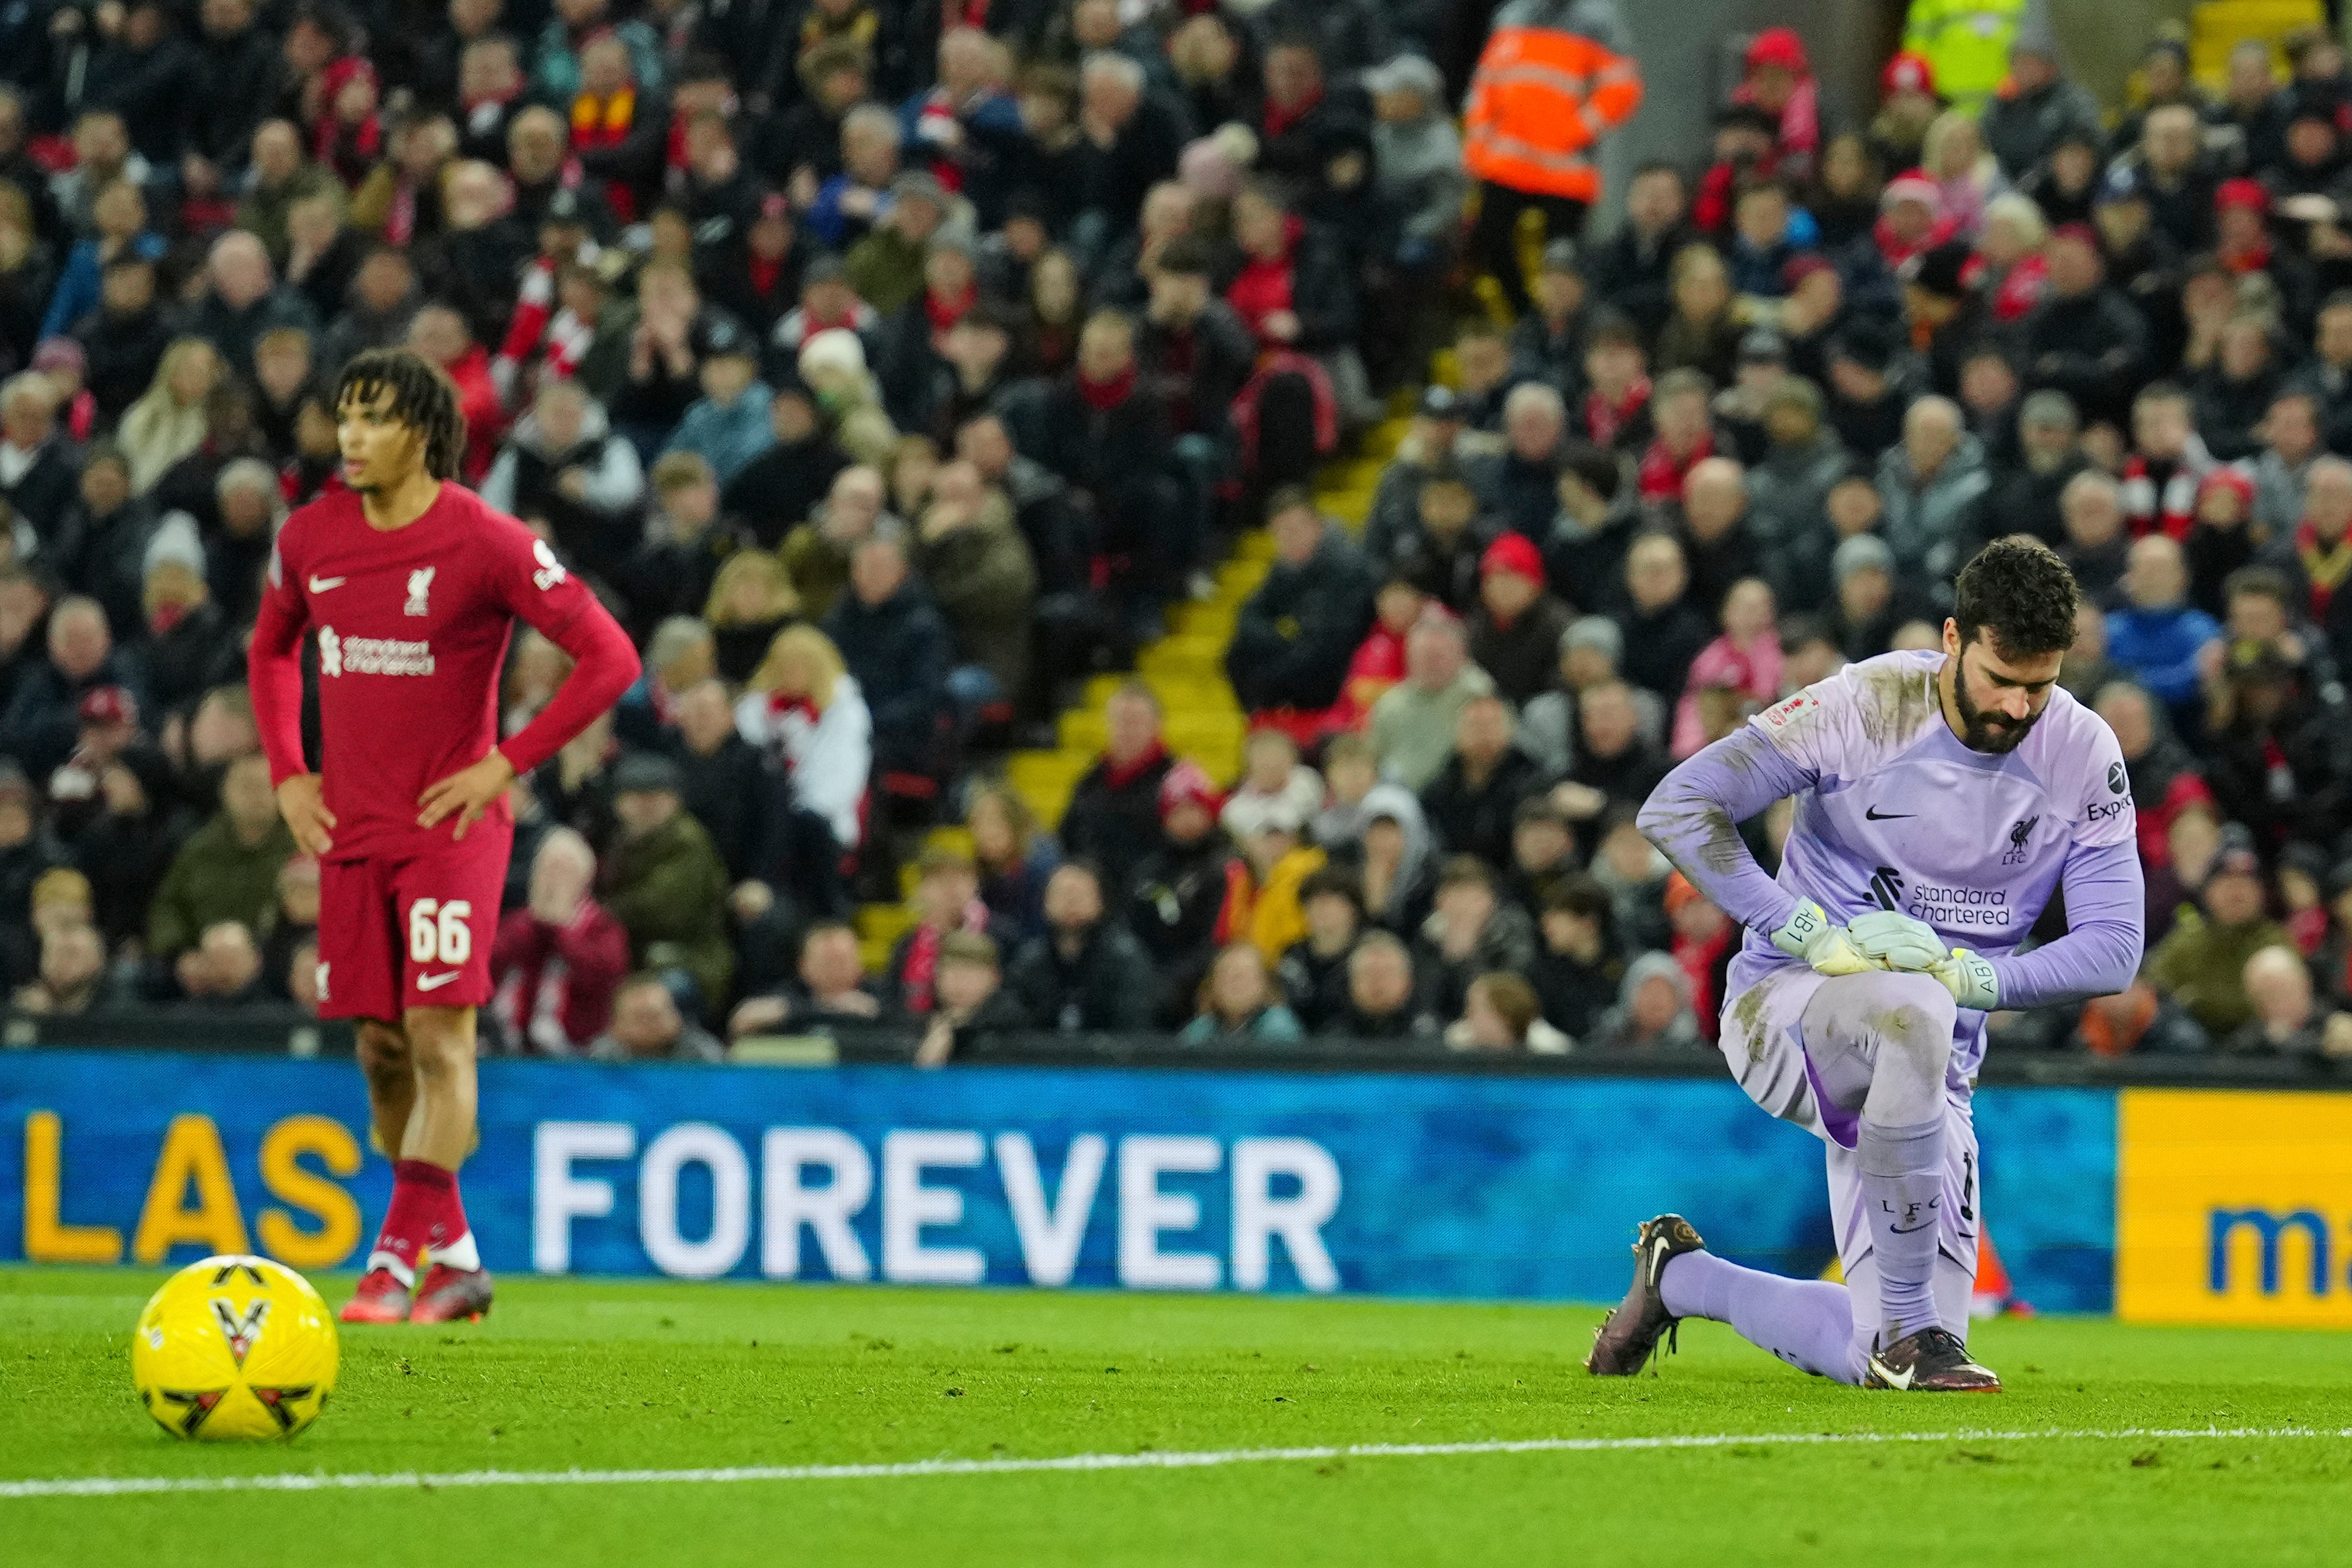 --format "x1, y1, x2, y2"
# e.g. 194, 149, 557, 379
2, 0, 2351, 1064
